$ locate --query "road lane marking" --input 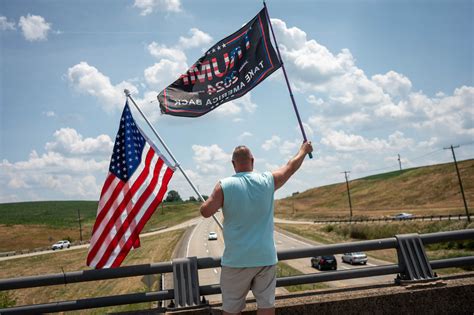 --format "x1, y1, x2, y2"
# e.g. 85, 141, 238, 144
206, 249, 209, 253
186, 220, 202, 257
213, 269, 218, 274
